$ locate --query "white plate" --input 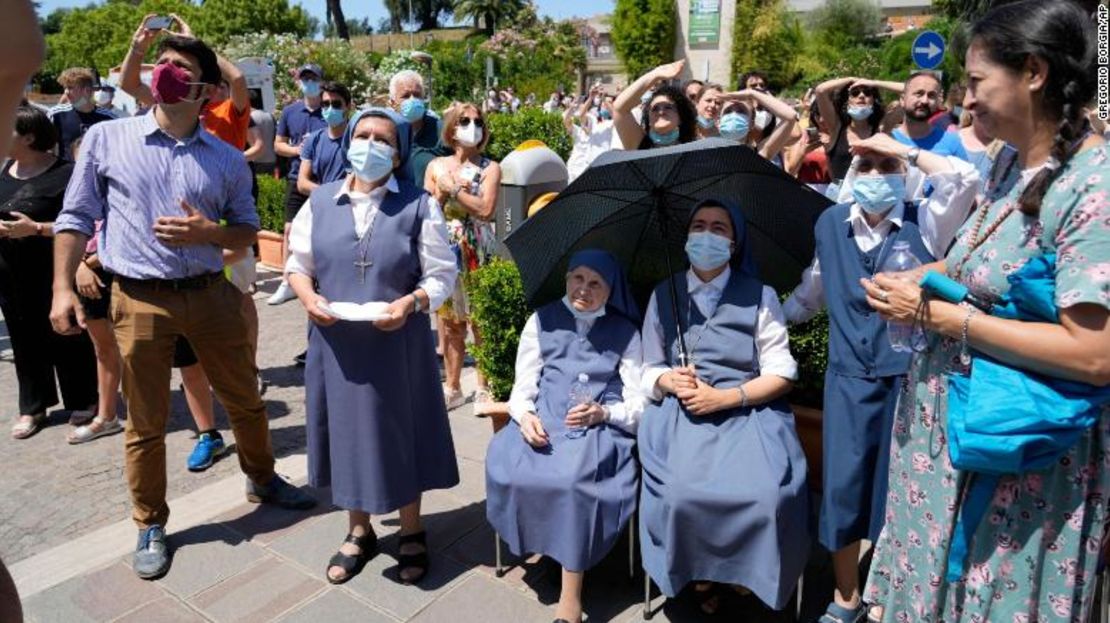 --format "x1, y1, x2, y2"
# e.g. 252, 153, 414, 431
318, 301, 391, 322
